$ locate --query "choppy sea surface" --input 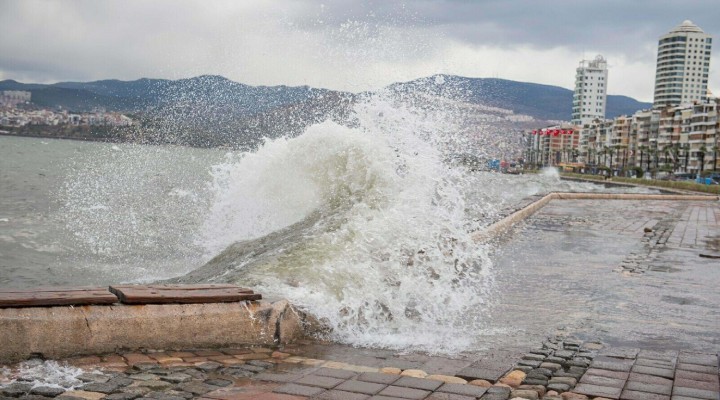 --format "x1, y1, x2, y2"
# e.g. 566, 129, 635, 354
0, 94, 662, 354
